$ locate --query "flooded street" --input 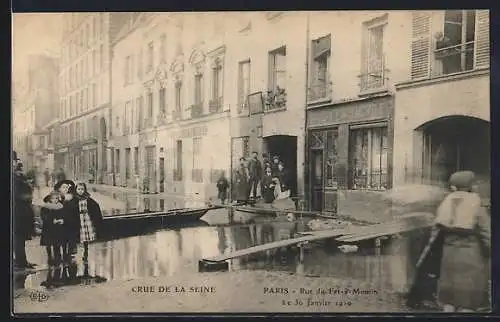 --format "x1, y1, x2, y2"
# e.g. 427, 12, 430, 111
18, 214, 422, 294
17, 185, 434, 313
